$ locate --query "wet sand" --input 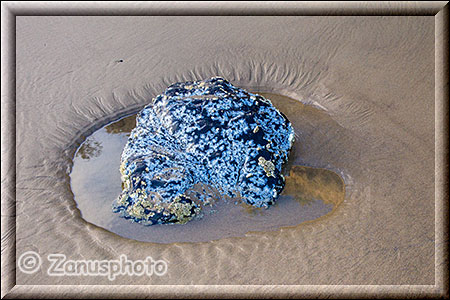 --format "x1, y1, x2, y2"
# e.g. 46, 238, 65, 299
14, 16, 435, 286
